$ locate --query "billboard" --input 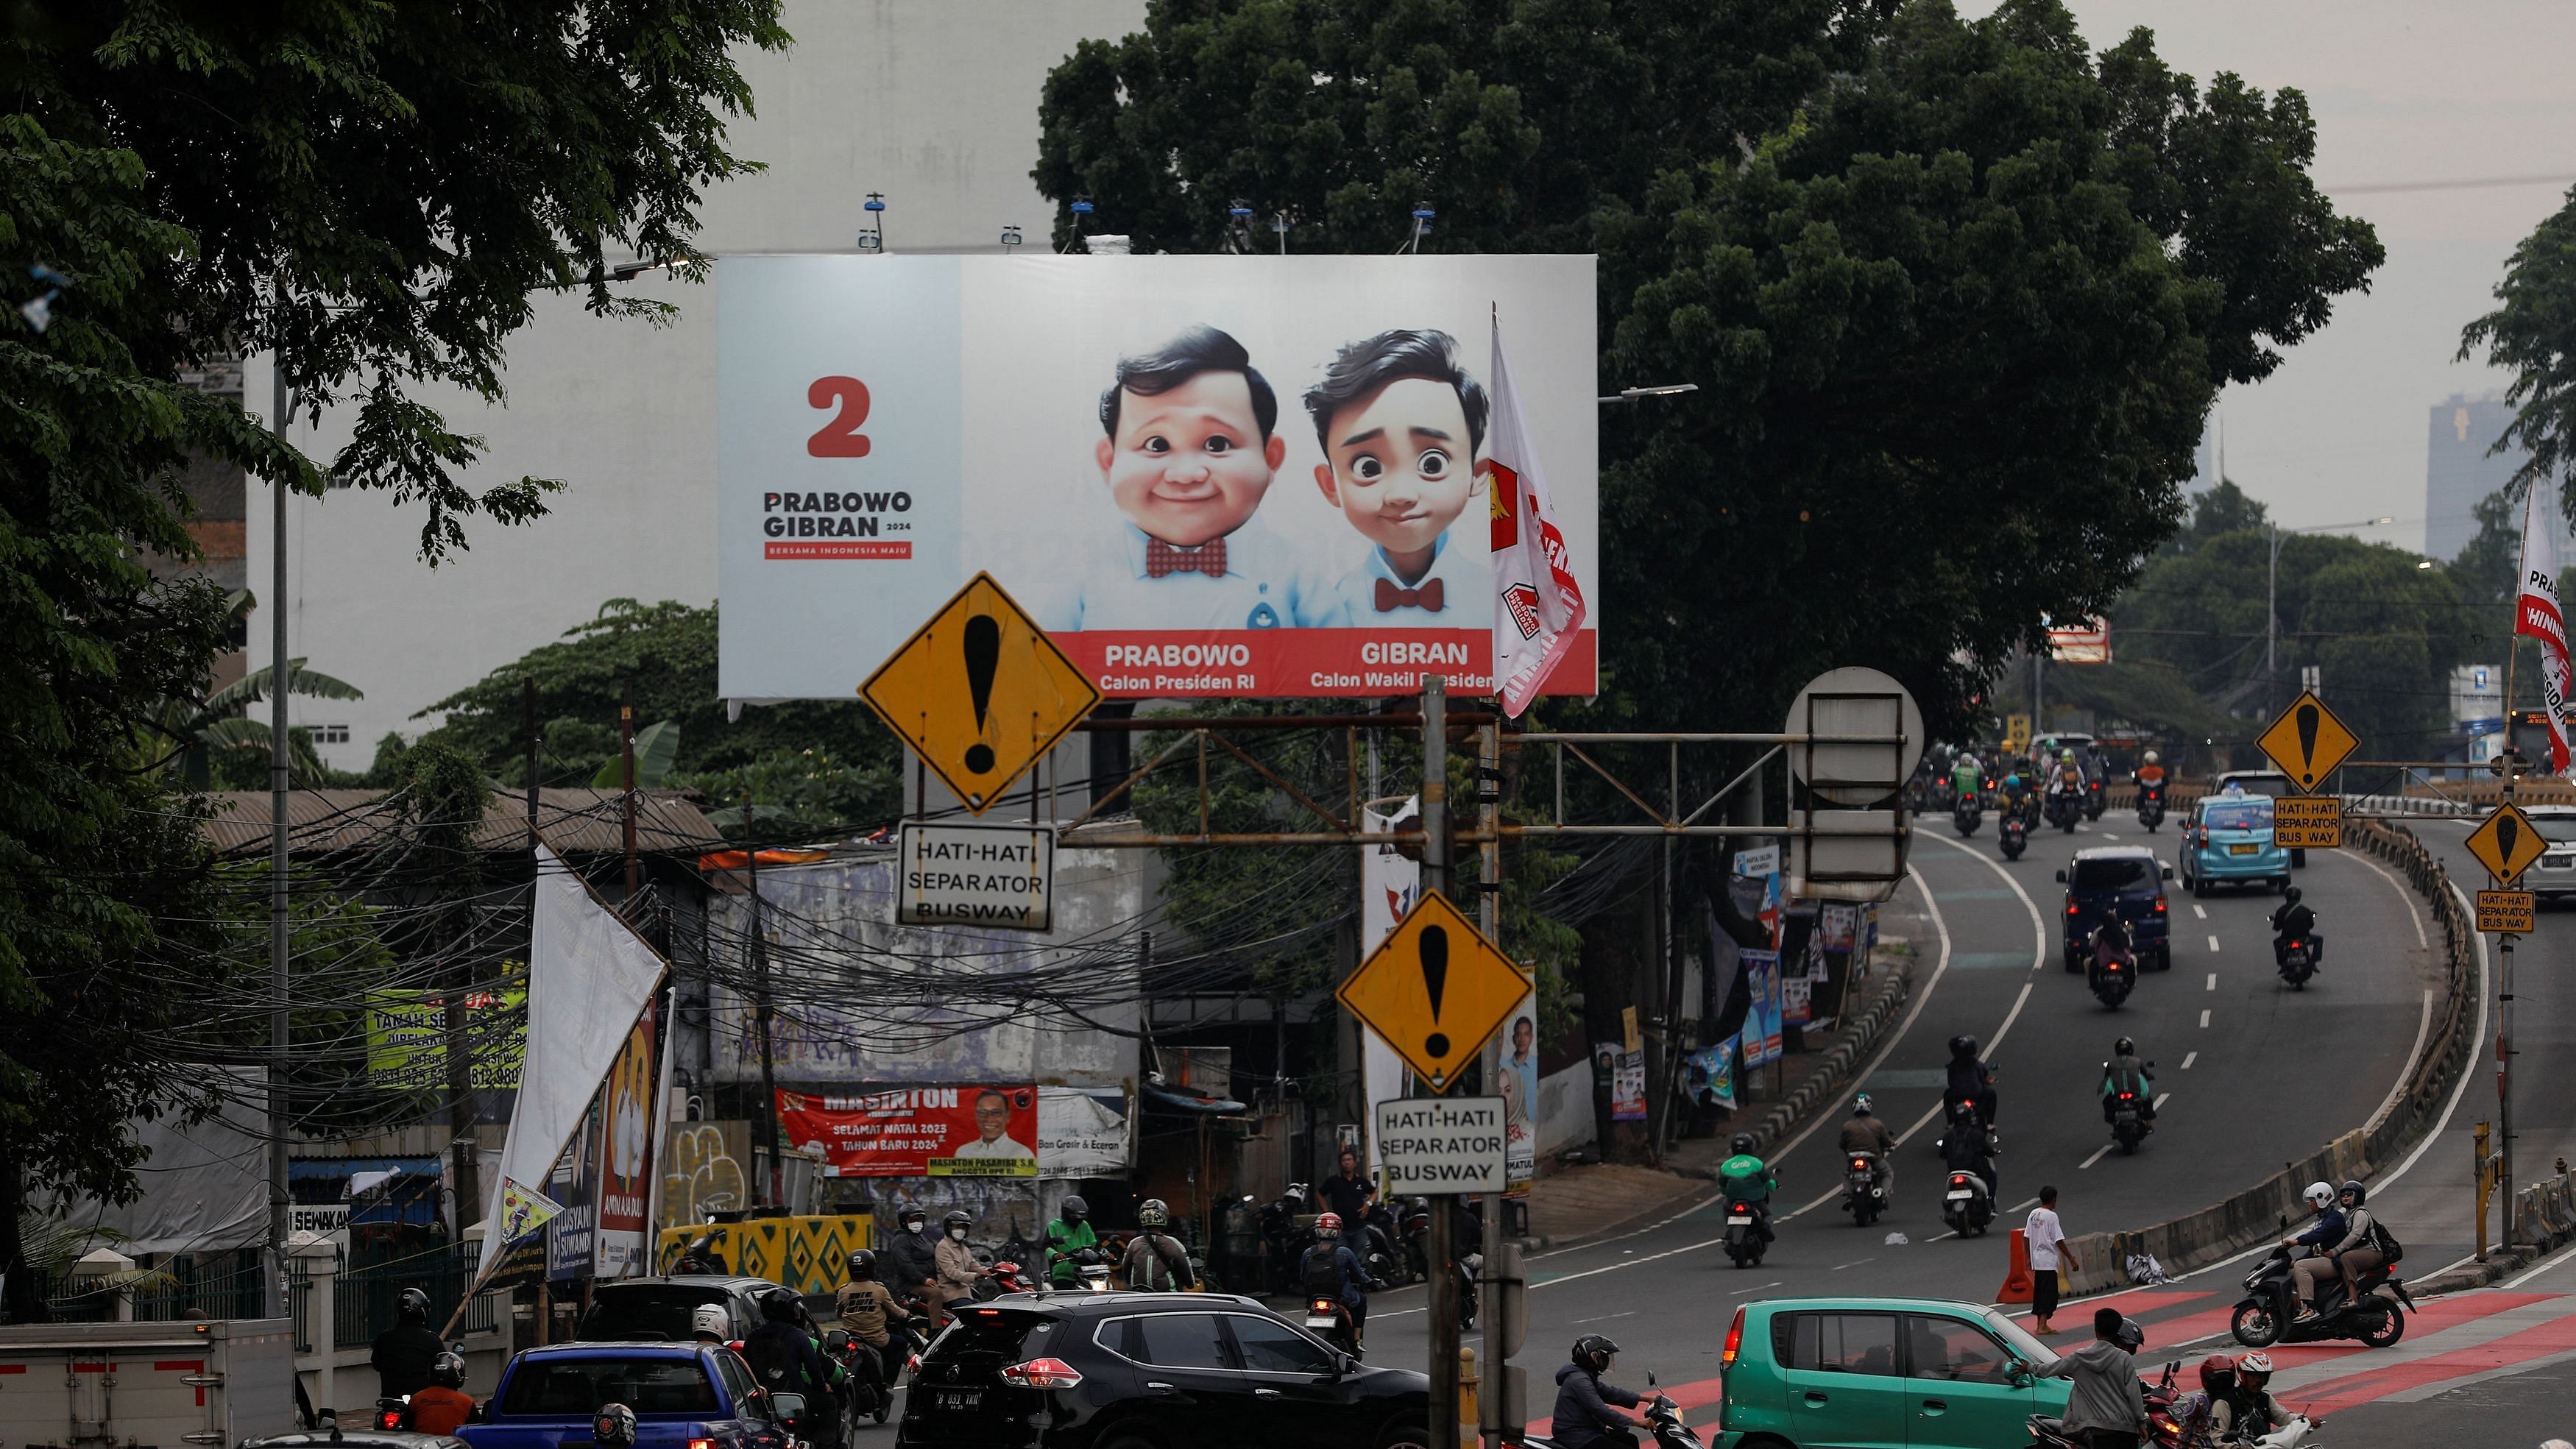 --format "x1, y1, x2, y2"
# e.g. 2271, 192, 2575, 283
718, 255, 1599, 700
777, 1085, 1041, 1177
363, 985, 524, 1089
